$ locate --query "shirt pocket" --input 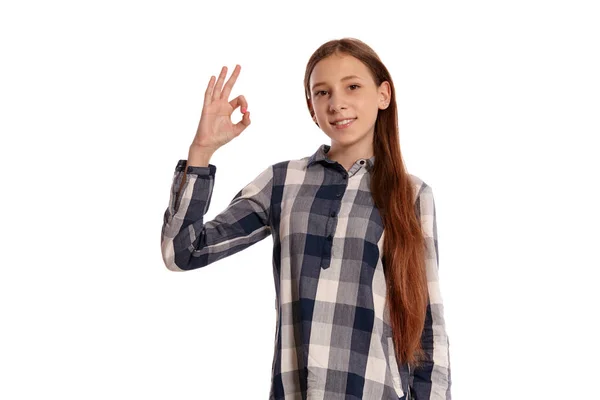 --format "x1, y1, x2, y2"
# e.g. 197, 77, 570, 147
387, 336, 404, 397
